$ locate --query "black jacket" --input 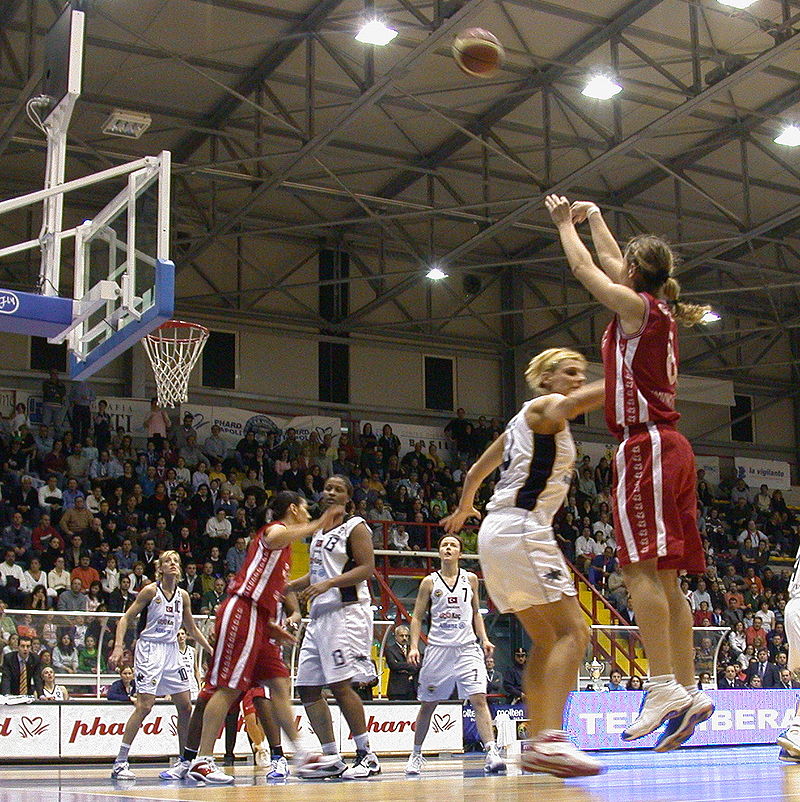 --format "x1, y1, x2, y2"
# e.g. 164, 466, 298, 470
0, 652, 41, 696
385, 640, 418, 700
